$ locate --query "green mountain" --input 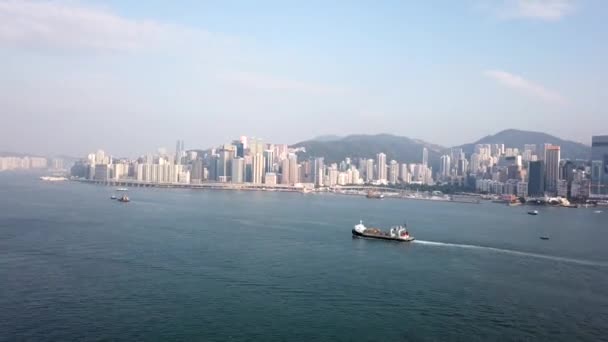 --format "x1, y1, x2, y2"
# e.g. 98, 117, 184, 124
291, 134, 443, 169
457, 129, 590, 160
